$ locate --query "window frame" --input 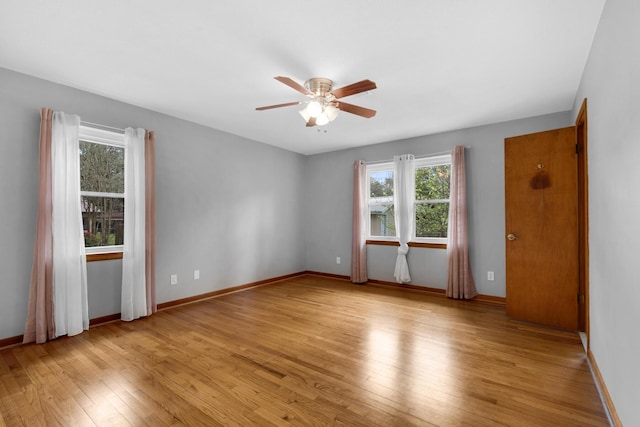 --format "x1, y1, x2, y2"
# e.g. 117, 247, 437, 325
366, 161, 396, 242
79, 125, 126, 255
365, 154, 452, 246
412, 154, 451, 245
